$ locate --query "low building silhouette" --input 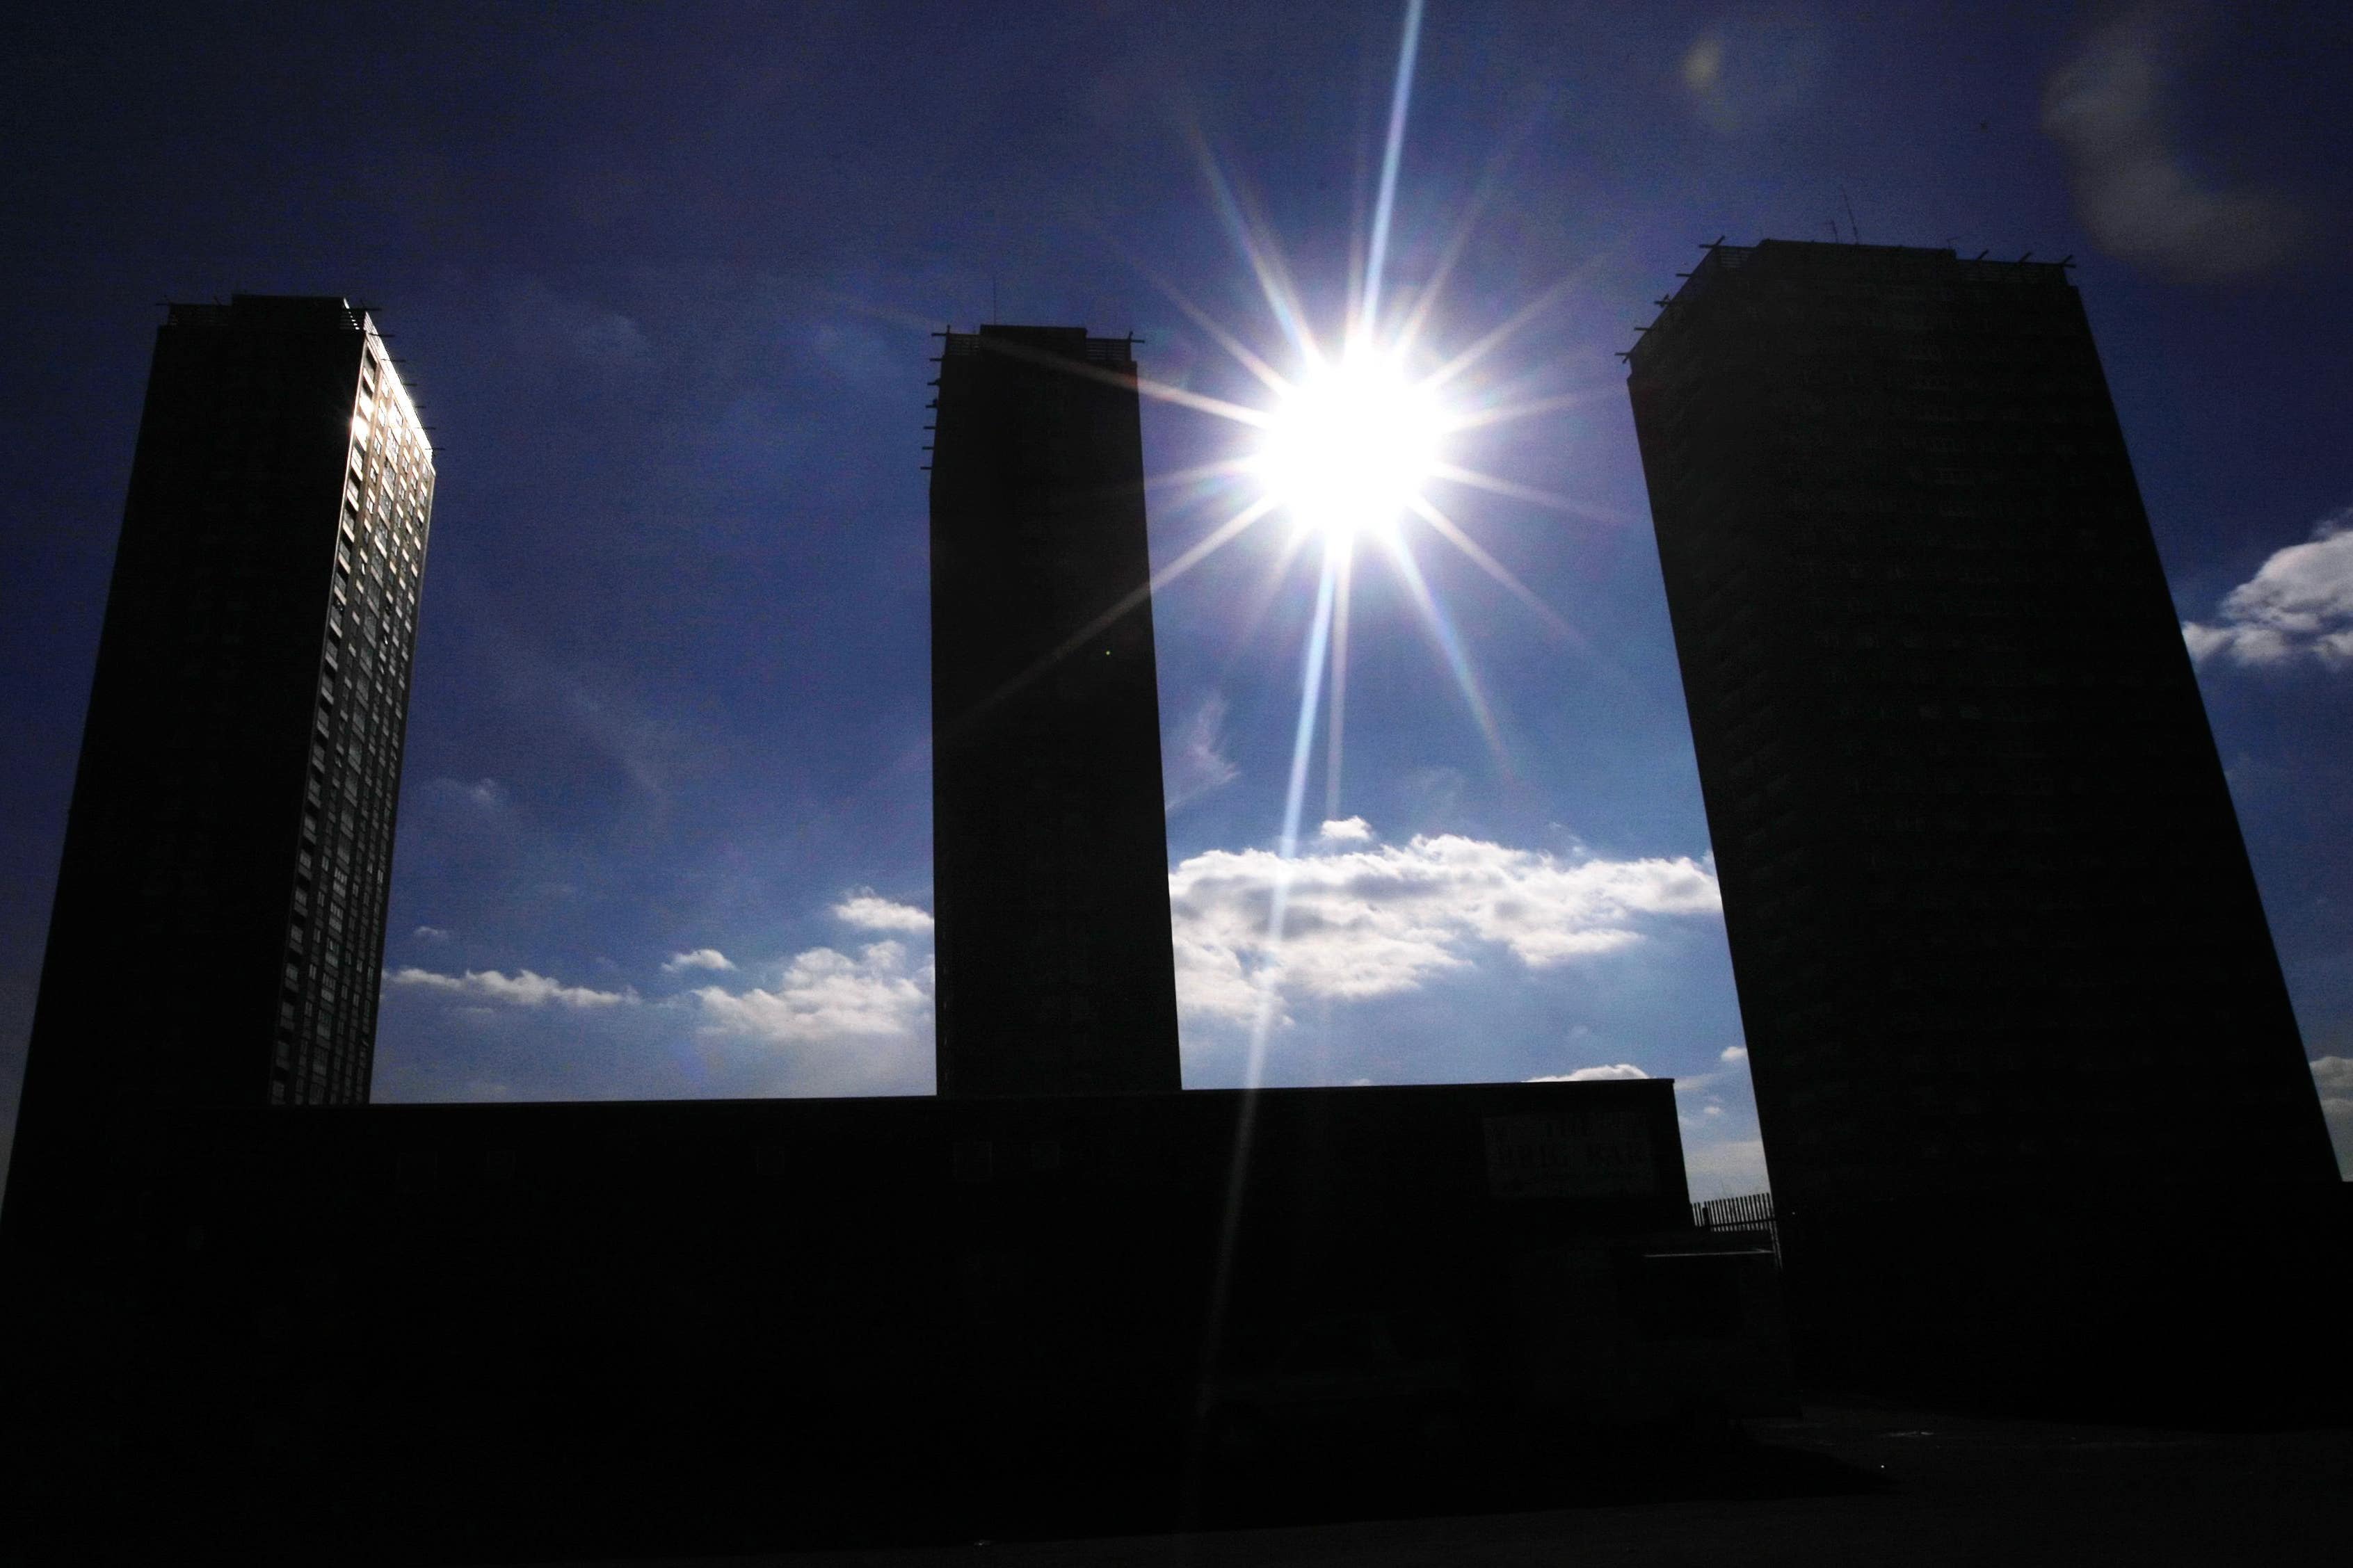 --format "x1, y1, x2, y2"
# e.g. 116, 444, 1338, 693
6, 1079, 1781, 1556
